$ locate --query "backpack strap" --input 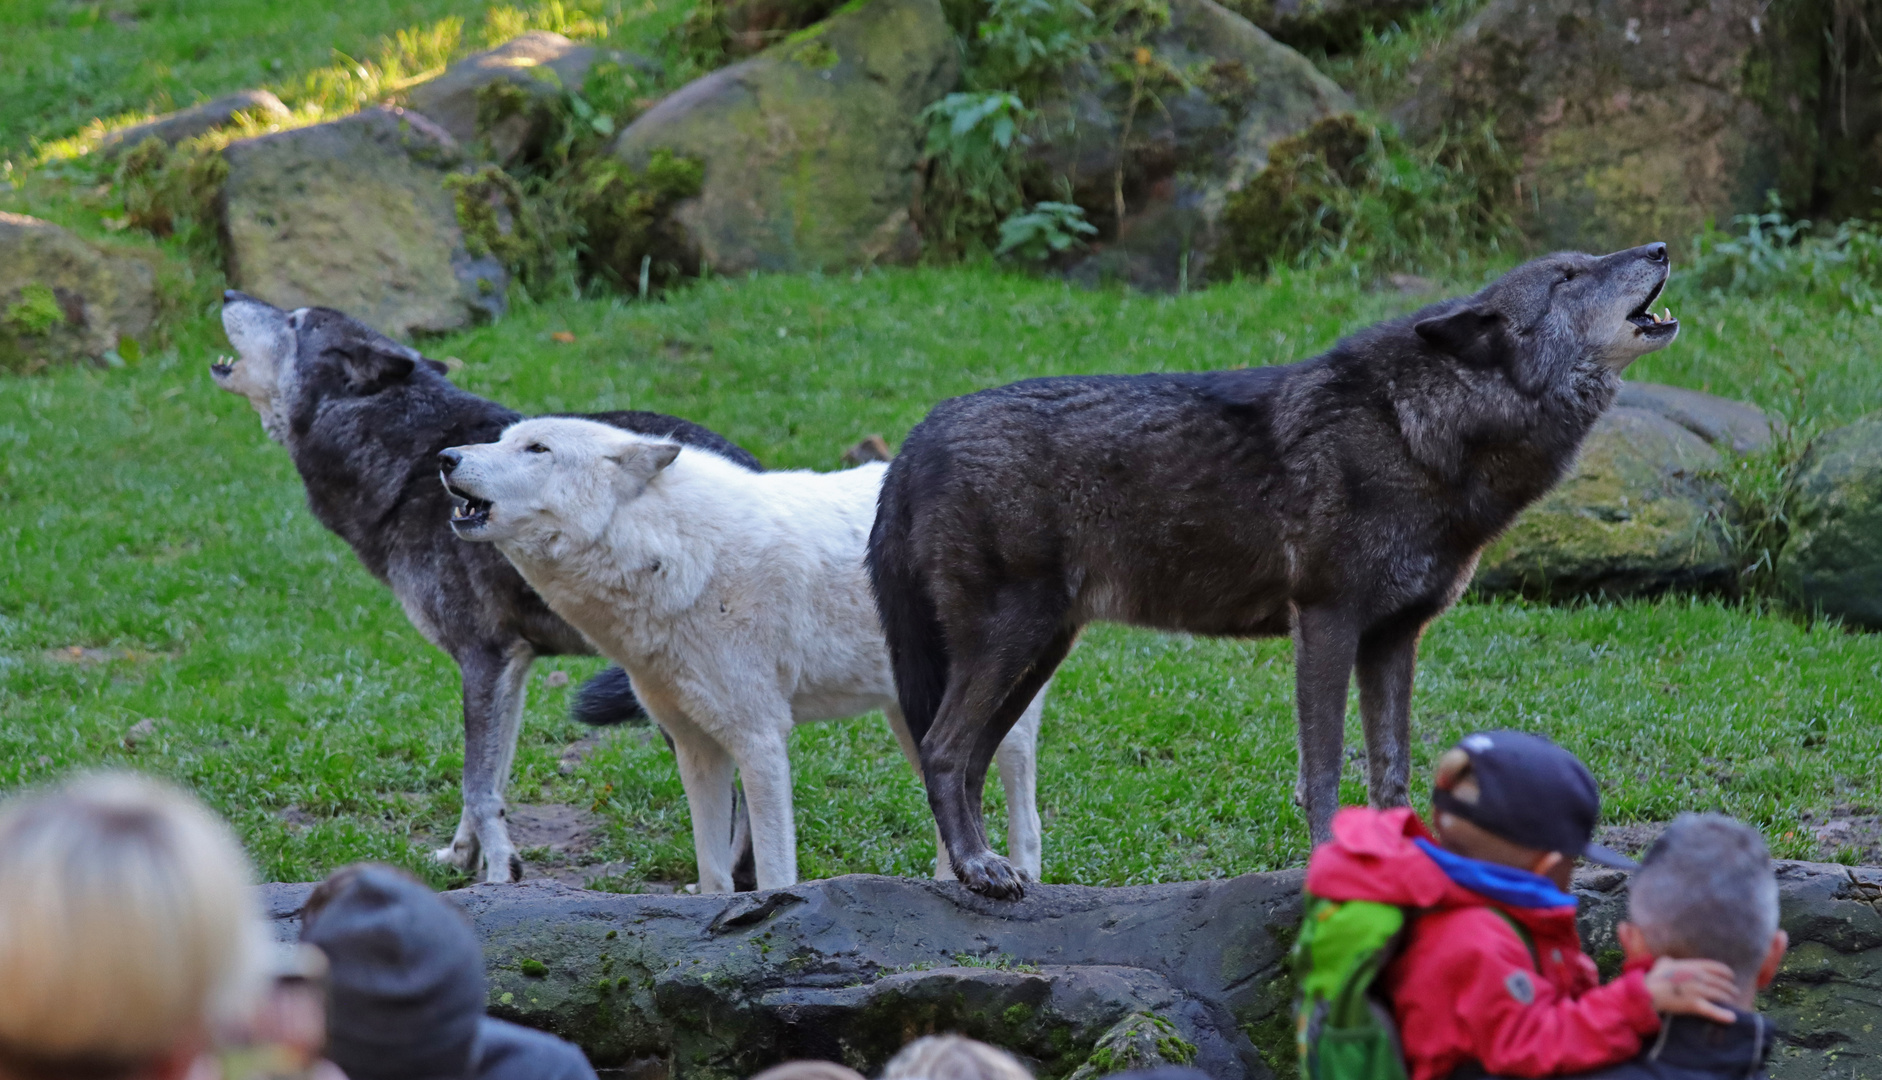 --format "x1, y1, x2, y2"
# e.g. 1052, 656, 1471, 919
1487, 908, 1541, 969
